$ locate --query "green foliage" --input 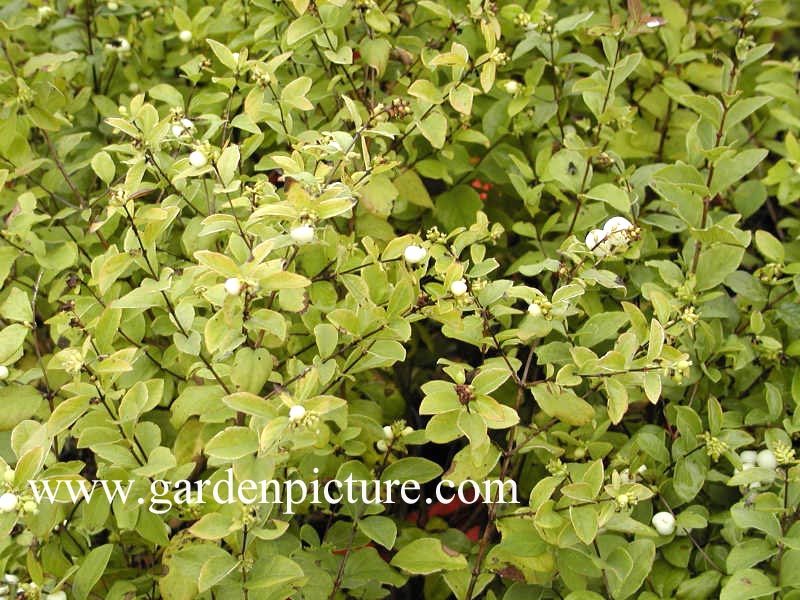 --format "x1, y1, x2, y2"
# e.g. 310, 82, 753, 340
0, 0, 799, 598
